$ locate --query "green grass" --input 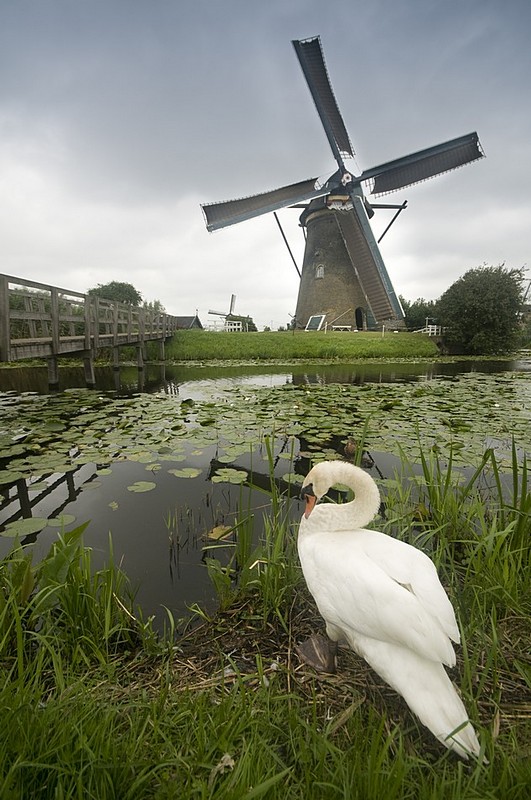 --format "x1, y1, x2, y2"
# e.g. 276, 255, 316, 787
0, 444, 529, 798
162, 329, 439, 362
